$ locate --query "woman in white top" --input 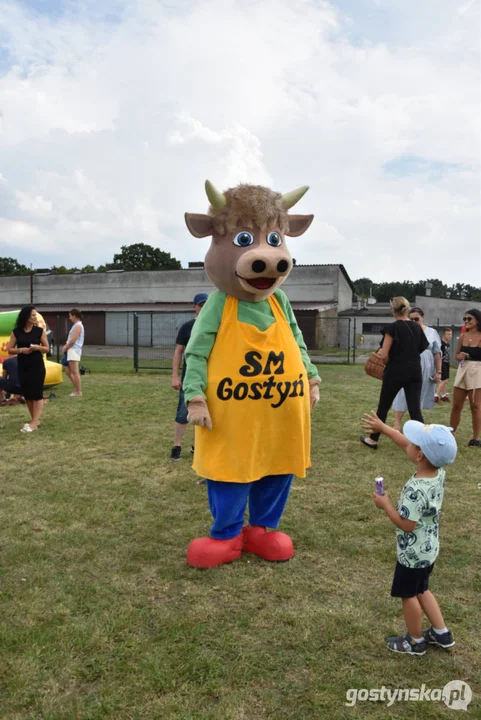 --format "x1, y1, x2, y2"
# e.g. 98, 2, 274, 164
62, 308, 85, 397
